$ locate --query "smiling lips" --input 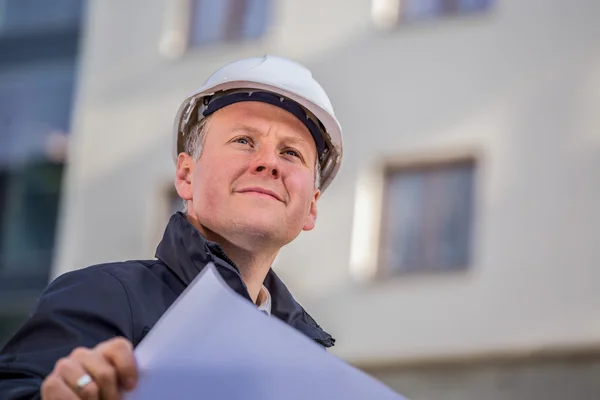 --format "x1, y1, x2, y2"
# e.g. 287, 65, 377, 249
236, 187, 283, 202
